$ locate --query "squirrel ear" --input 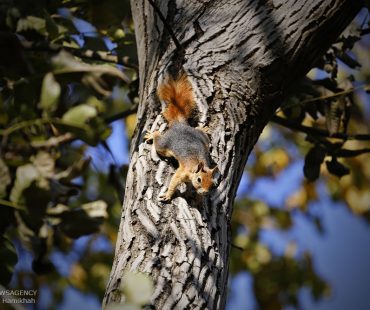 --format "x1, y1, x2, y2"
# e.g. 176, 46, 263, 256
195, 162, 204, 173
211, 166, 219, 175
